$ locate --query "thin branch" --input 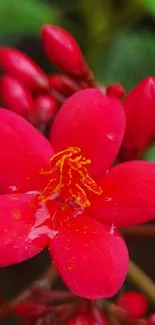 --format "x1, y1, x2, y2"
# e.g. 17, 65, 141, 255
121, 225, 155, 237
128, 260, 155, 304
